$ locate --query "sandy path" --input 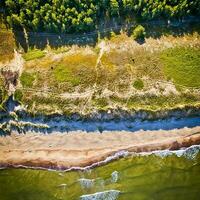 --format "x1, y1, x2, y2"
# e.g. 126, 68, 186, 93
0, 127, 200, 170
